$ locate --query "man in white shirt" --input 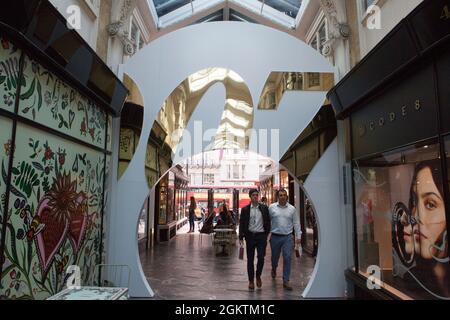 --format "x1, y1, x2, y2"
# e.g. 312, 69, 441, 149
269, 189, 302, 290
